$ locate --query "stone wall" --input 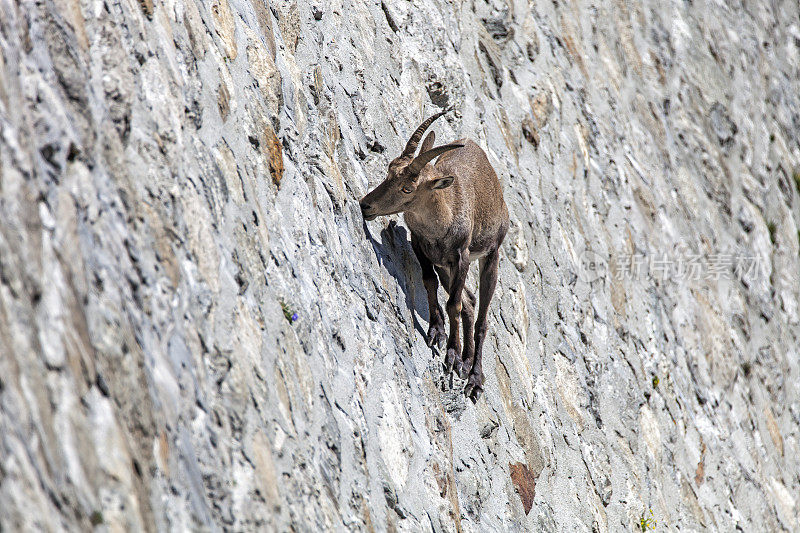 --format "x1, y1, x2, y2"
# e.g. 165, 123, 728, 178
1, 0, 799, 530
